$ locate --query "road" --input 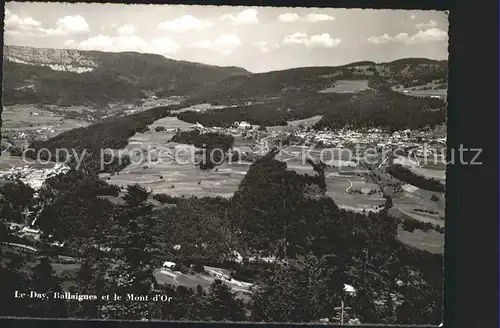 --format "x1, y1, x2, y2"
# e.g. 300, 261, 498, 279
2, 242, 39, 253
326, 173, 353, 192
342, 177, 353, 192
3, 241, 252, 294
